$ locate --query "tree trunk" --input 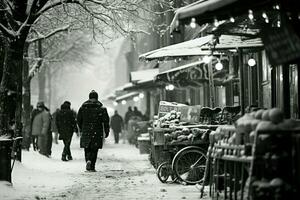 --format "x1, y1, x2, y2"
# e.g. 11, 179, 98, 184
0, 38, 25, 136
37, 40, 46, 102
22, 43, 32, 149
